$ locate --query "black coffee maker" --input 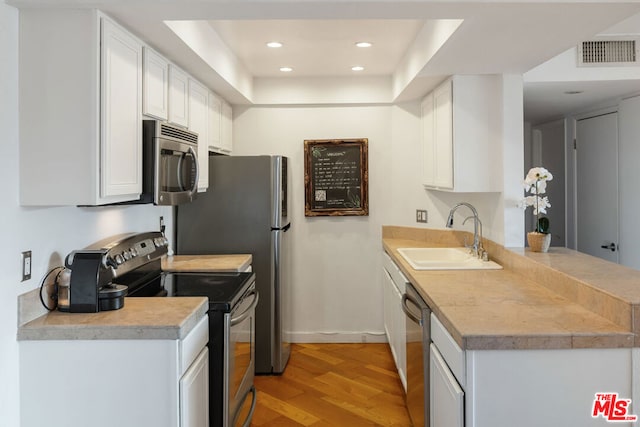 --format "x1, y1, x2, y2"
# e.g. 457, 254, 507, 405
64, 250, 127, 313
